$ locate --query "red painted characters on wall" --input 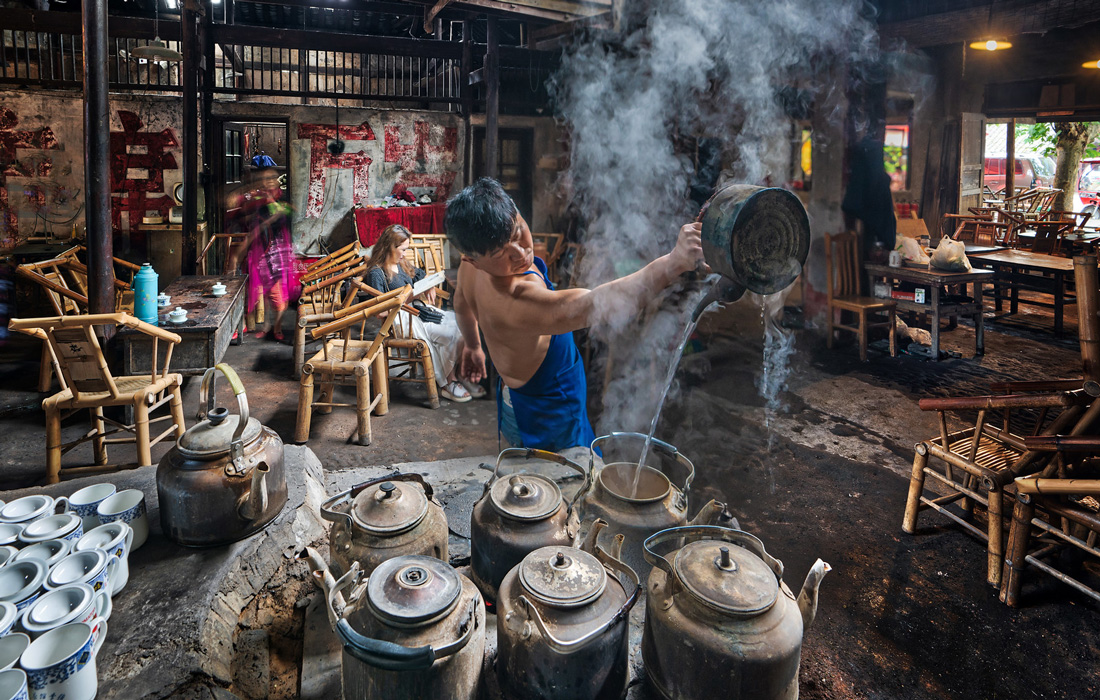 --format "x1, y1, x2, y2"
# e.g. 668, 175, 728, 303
298, 122, 376, 218
0, 107, 61, 247
384, 120, 458, 199
109, 110, 179, 234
